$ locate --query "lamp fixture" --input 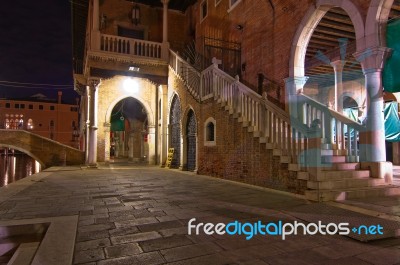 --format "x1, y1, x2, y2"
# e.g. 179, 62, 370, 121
129, 66, 140, 71
131, 1, 141, 25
